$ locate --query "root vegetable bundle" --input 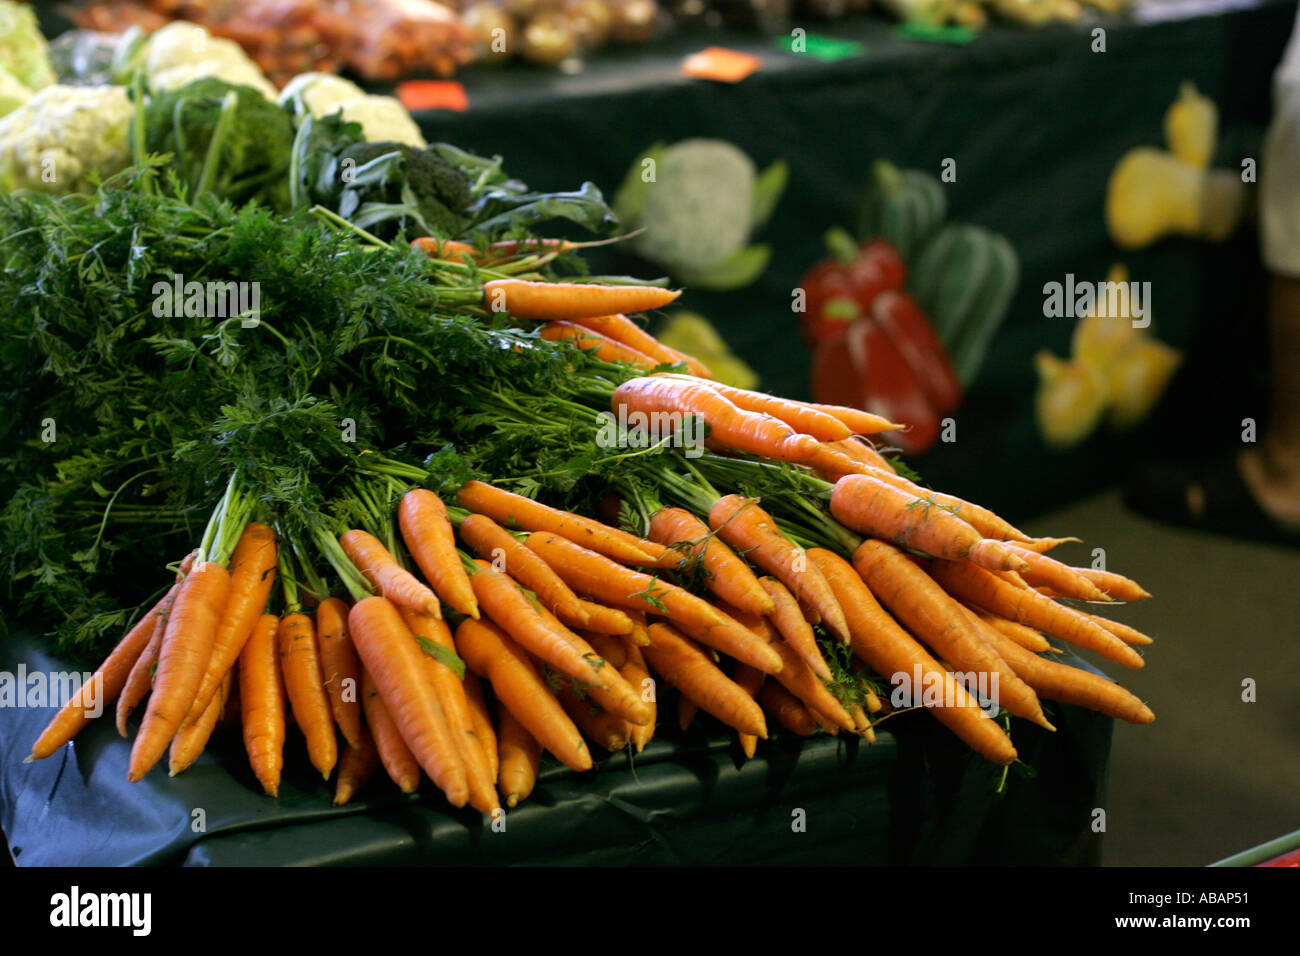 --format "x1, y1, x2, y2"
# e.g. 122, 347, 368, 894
6, 170, 1155, 814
